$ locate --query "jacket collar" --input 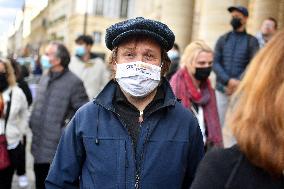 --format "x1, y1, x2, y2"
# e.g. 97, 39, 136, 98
231, 29, 247, 35
48, 68, 68, 82
94, 77, 177, 112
